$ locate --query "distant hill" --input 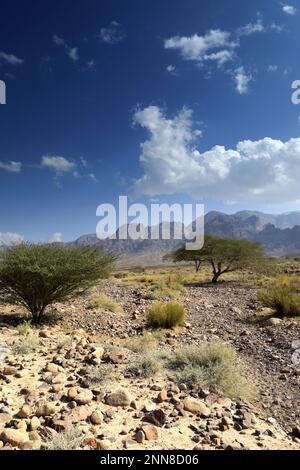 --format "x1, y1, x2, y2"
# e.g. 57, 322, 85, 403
71, 210, 300, 265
